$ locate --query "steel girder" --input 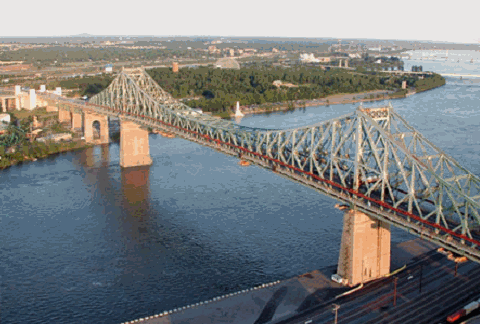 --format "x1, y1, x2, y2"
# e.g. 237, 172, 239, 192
88, 69, 480, 261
